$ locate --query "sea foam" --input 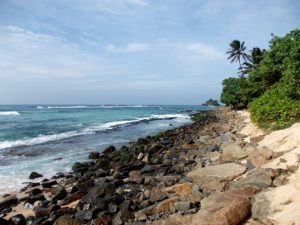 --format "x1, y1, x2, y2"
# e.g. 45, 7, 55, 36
0, 113, 190, 149
0, 111, 20, 116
